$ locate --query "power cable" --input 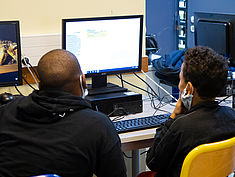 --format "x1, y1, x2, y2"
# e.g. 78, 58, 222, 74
141, 70, 178, 102
21, 57, 39, 89
22, 77, 37, 90
14, 85, 23, 96
115, 74, 157, 98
